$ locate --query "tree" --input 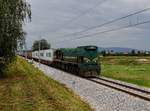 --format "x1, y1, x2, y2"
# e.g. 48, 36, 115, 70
101, 50, 106, 56
110, 50, 114, 53
137, 51, 141, 56
0, 0, 31, 75
32, 39, 51, 51
131, 50, 136, 56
